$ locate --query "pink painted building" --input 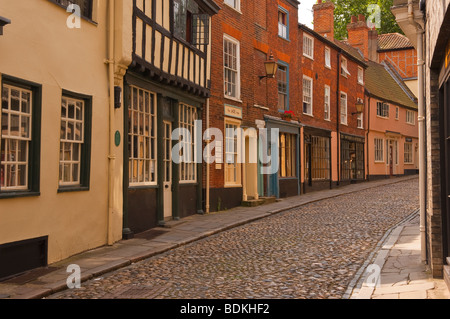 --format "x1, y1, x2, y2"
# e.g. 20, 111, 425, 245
364, 60, 419, 179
